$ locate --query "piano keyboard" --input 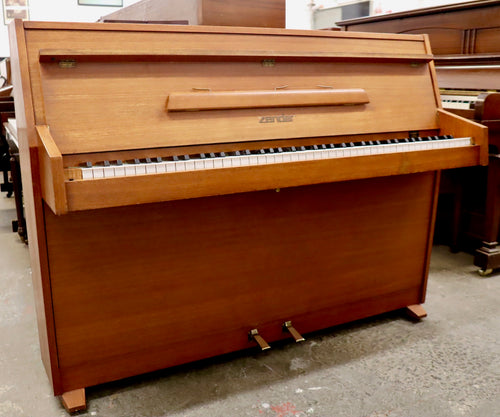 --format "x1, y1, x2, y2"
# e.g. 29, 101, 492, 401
68, 135, 471, 181
441, 94, 477, 110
